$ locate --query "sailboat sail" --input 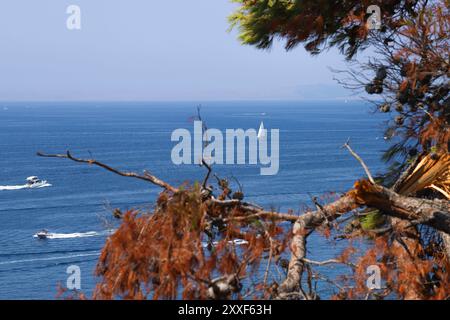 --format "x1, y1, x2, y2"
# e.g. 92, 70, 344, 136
257, 121, 266, 139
